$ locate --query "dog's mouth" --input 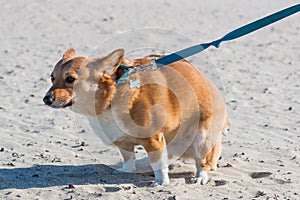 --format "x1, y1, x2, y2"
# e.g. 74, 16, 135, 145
63, 100, 73, 108
48, 99, 75, 109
